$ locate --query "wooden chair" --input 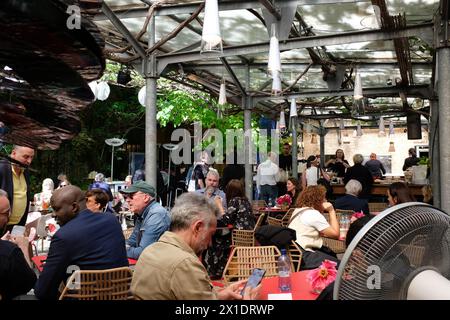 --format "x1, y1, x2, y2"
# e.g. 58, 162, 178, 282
267, 208, 295, 227
222, 246, 281, 284
59, 267, 134, 300
123, 228, 134, 240
322, 237, 346, 254
231, 213, 265, 247
368, 202, 388, 214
